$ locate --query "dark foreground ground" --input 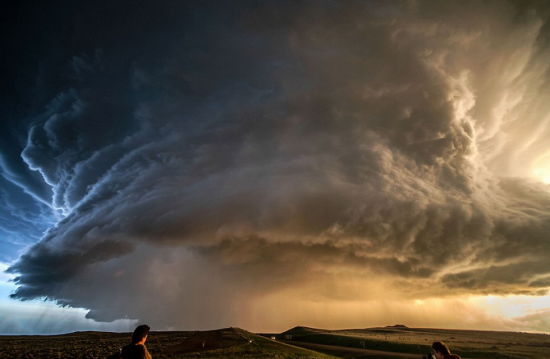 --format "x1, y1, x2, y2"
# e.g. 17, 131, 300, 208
277, 326, 550, 359
0, 327, 335, 359
1, 325, 549, 359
